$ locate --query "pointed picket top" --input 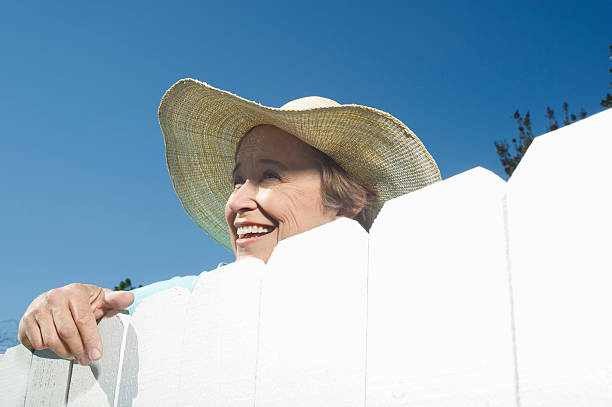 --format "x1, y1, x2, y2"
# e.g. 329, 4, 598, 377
506, 108, 612, 406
